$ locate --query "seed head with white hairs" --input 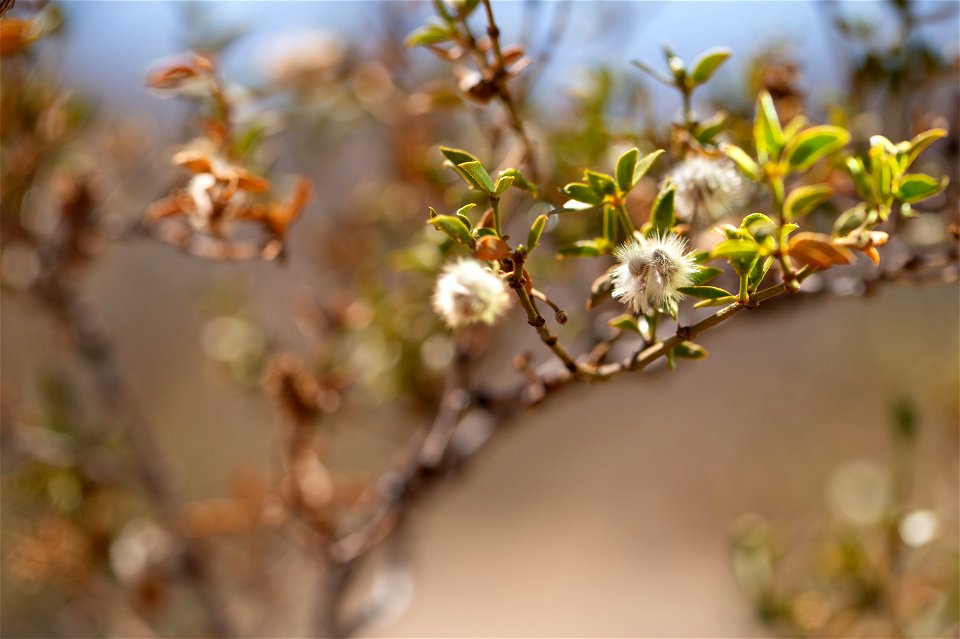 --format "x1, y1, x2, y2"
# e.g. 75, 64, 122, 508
432, 259, 511, 328
667, 155, 749, 225
611, 233, 700, 316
